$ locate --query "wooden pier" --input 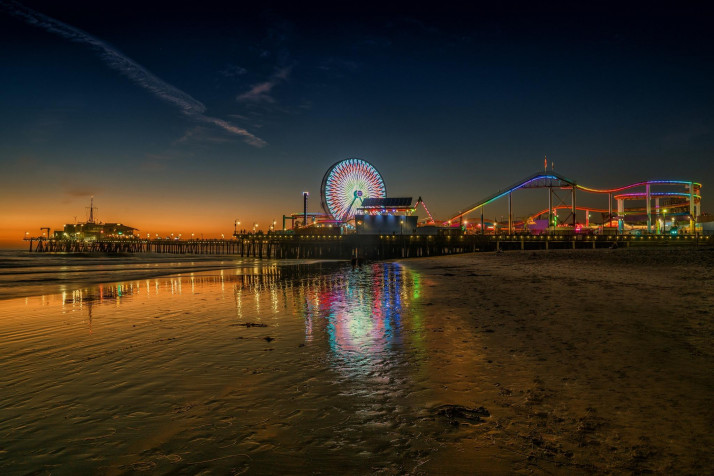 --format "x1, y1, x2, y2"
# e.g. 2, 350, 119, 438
23, 233, 712, 258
